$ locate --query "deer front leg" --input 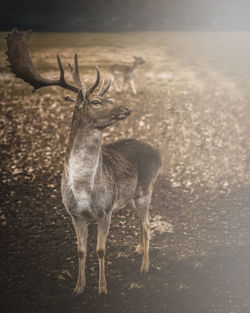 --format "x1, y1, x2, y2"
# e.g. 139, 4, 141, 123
71, 215, 88, 295
96, 212, 111, 295
135, 220, 144, 254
